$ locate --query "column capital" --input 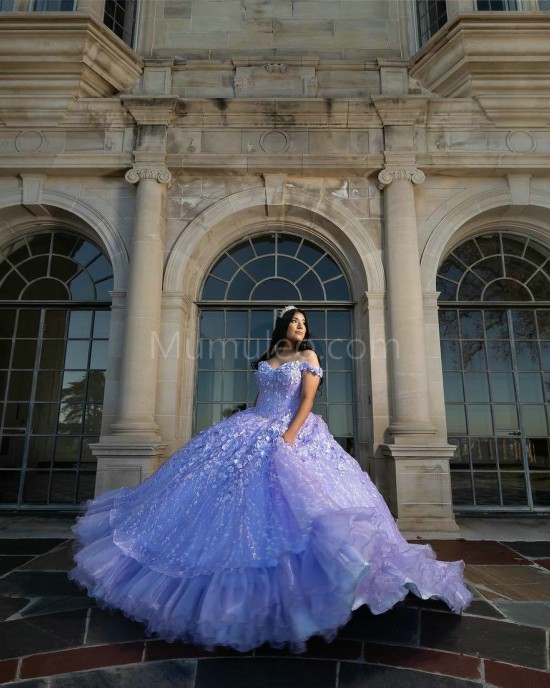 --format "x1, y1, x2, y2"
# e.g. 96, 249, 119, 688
377, 167, 425, 190
125, 167, 172, 186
